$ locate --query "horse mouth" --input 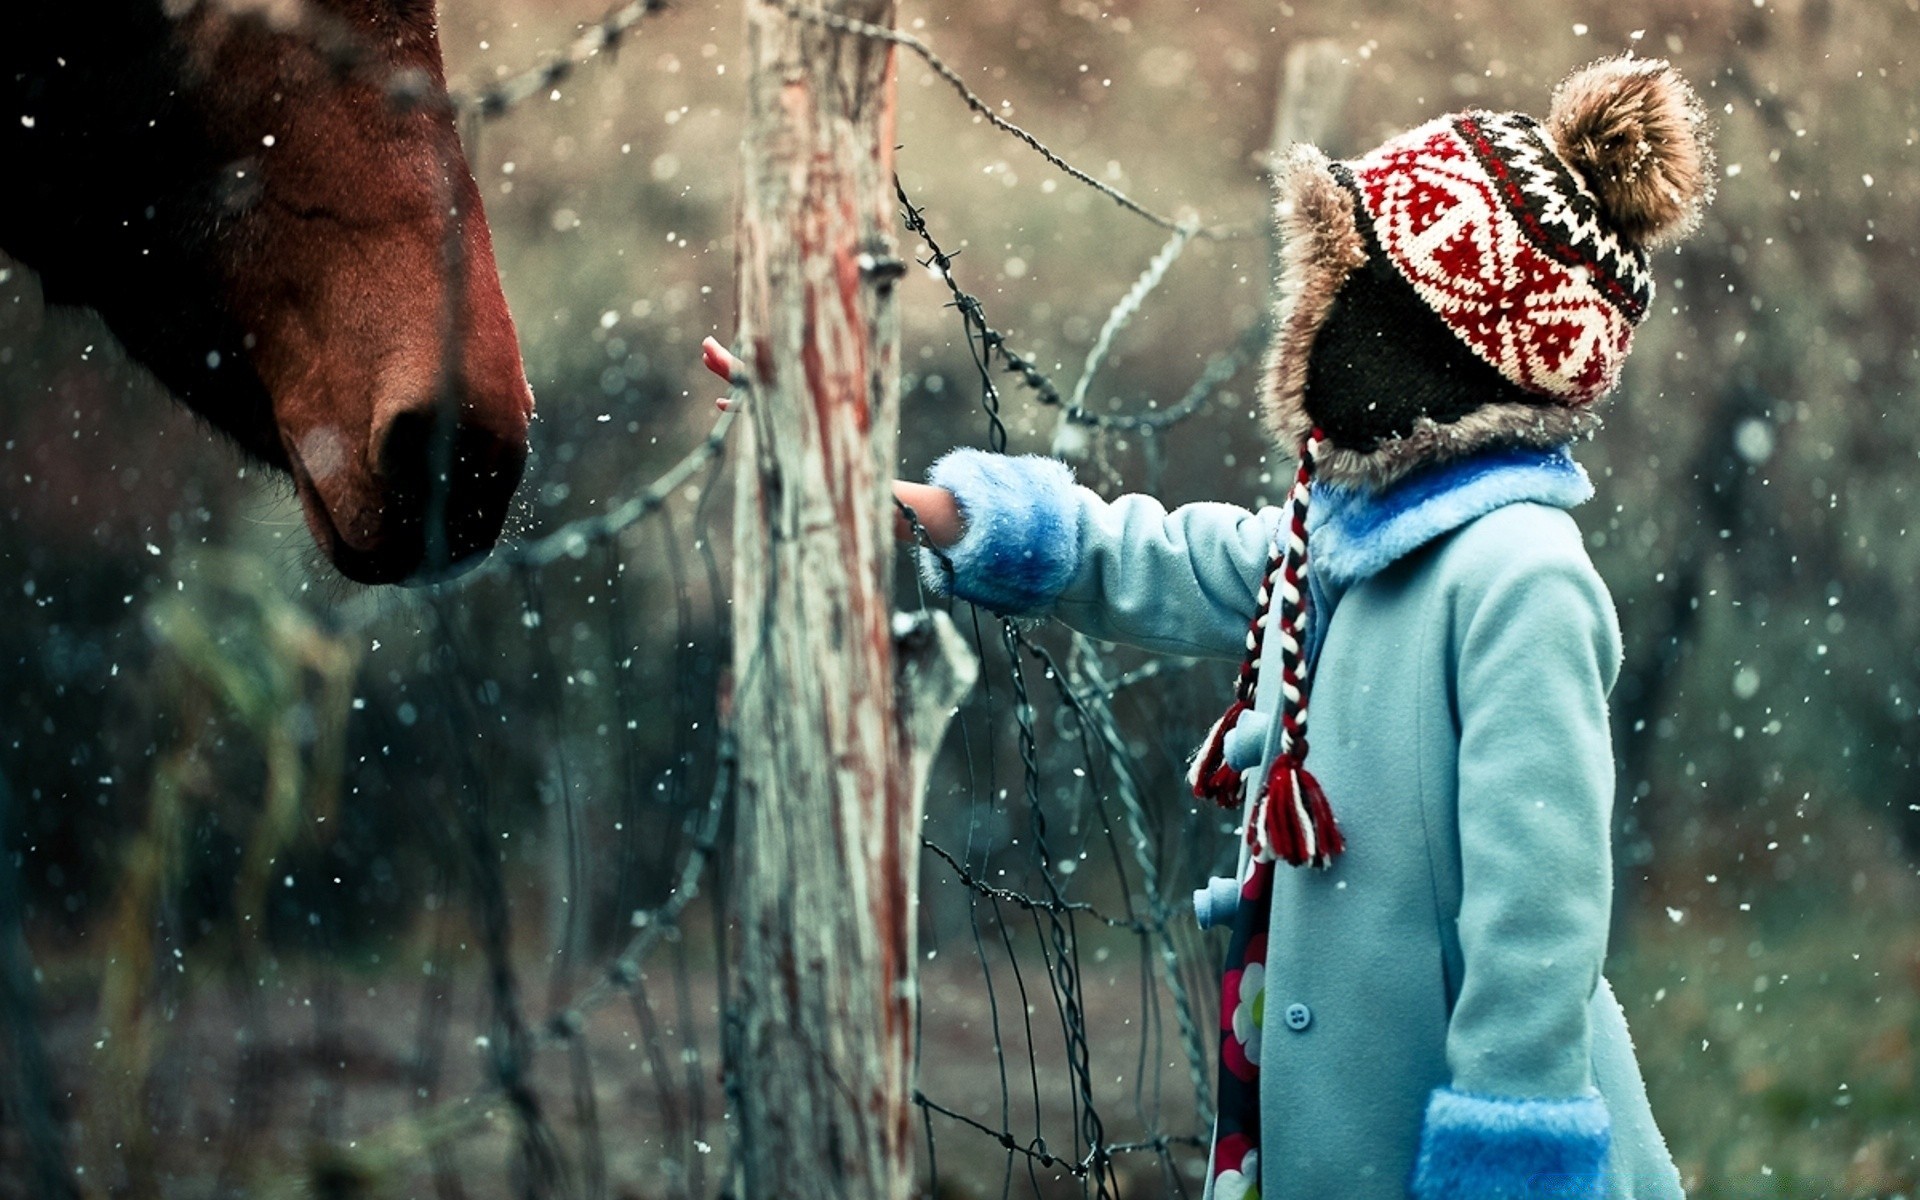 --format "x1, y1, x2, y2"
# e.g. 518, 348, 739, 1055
284, 423, 526, 586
